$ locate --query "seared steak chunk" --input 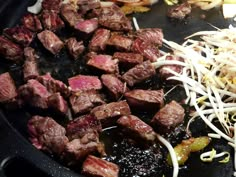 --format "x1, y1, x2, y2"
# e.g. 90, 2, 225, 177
136, 28, 163, 47
60, 4, 82, 27
77, 0, 101, 14
0, 72, 17, 103
167, 2, 192, 20
101, 74, 127, 100
91, 100, 131, 127
41, 10, 65, 31
113, 52, 143, 68
47, 92, 69, 115
75, 18, 98, 34
3, 26, 34, 47
23, 47, 40, 81
89, 28, 110, 52
106, 33, 133, 51
69, 90, 105, 115
122, 61, 156, 87
82, 155, 119, 177
18, 79, 50, 109
66, 114, 102, 140
87, 54, 118, 74
37, 30, 64, 55
28, 115, 68, 155
117, 115, 156, 142
68, 75, 102, 92
124, 89, 164, 111
98, 4, 132, 31
42, 0, 61, 12
22, 14, 43, 32
151, 100, 185, 132
0, 36, 23, 61
66, 37, 85, 60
